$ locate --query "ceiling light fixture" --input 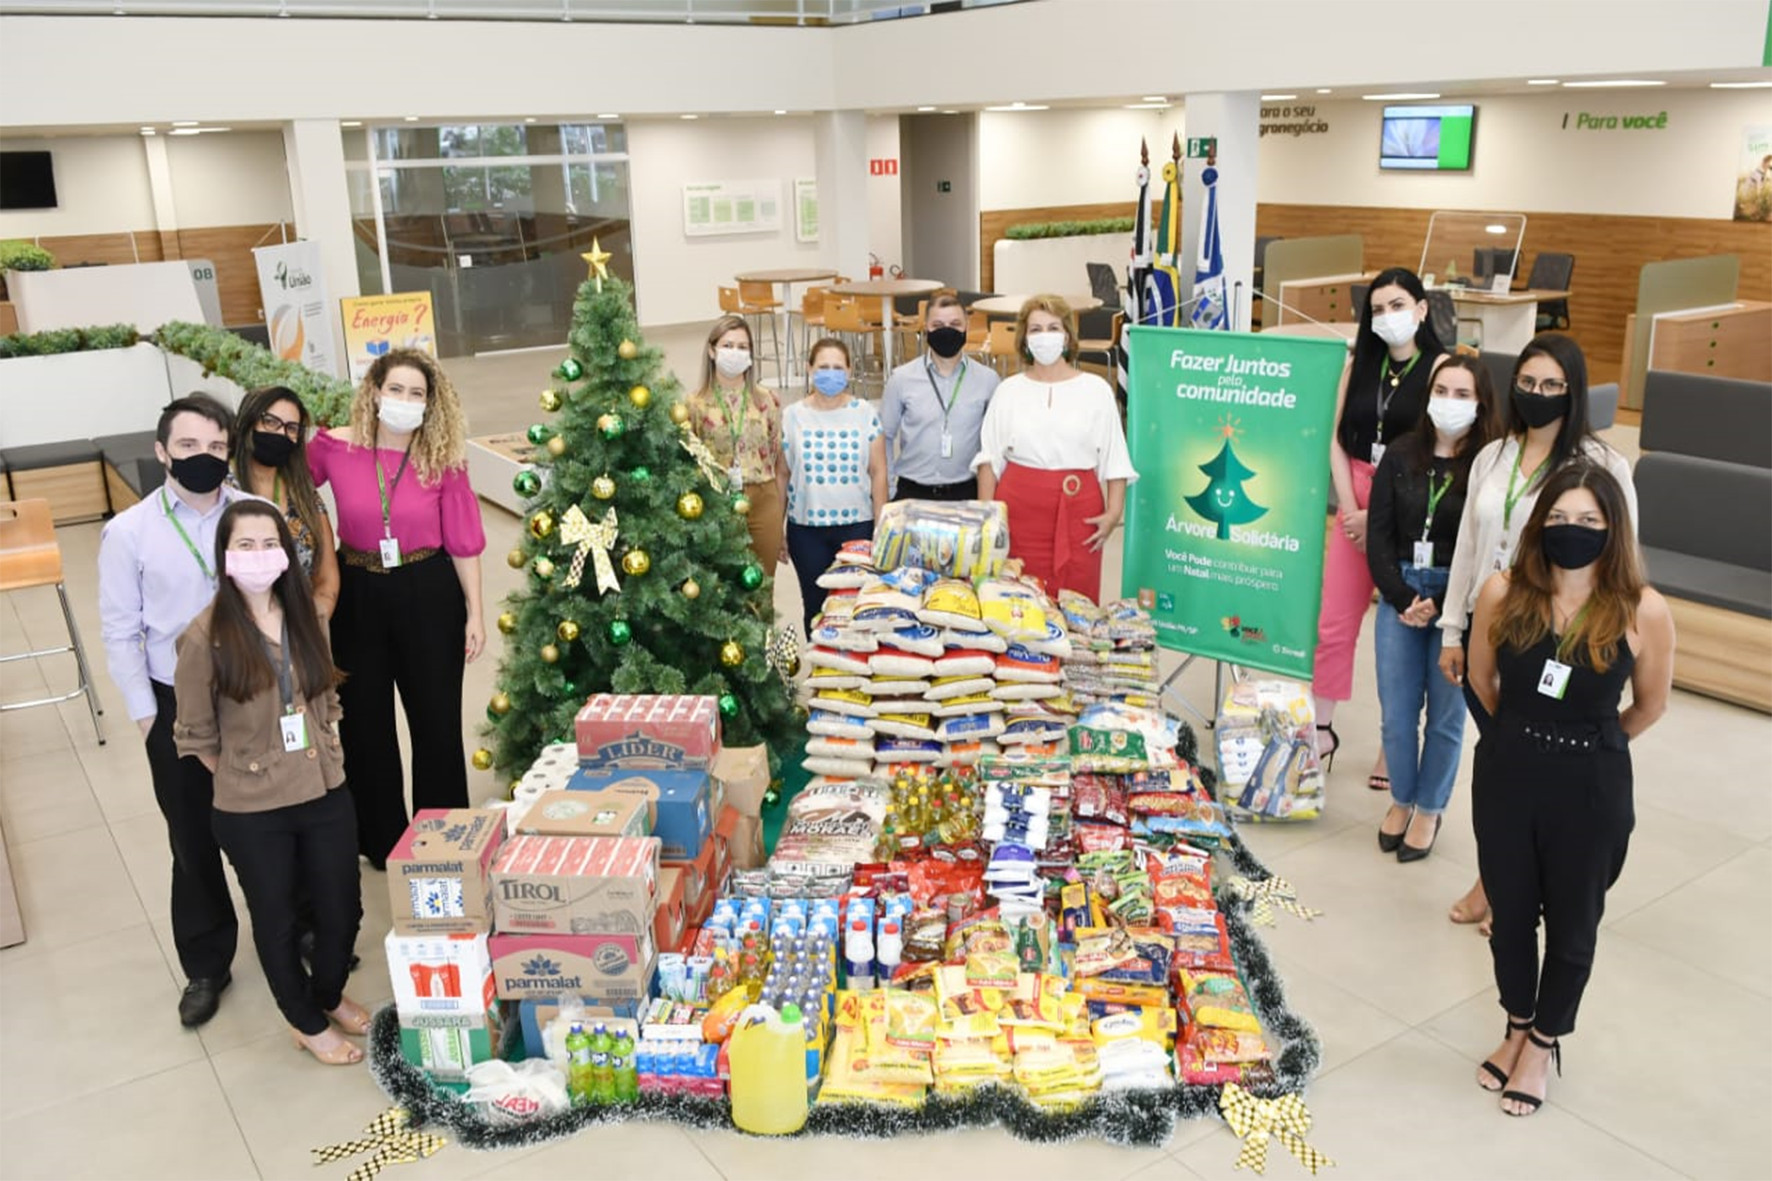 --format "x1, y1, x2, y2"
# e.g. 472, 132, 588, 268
524, 117, 536, 123
1141, 95, 1166, 103
774, 109, 787, 115
1485, 224, 1509, 234
1526, 79, 1560, 85
341, 121, 363, 128
1316, 88, 1332, 94
1122, 103, 1171, 110
1361, 92, 1441, 101
1710, 80, 1772, 89
1261, 94, 1297, 101
140, 127, 155, 135
940, 110, 957, 115
597, 113, 620, 120
404, 115, 419, 122
1560, 79, 1665, 88
172, 120, 199, 127
984, 102, 1048, 112
916, 106, 936, 112
680, 113, 699, 120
